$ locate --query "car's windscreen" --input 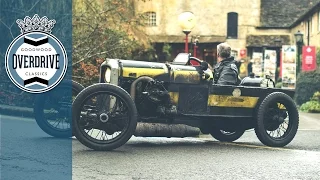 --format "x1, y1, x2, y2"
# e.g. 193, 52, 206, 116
172, 53, 189, 64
